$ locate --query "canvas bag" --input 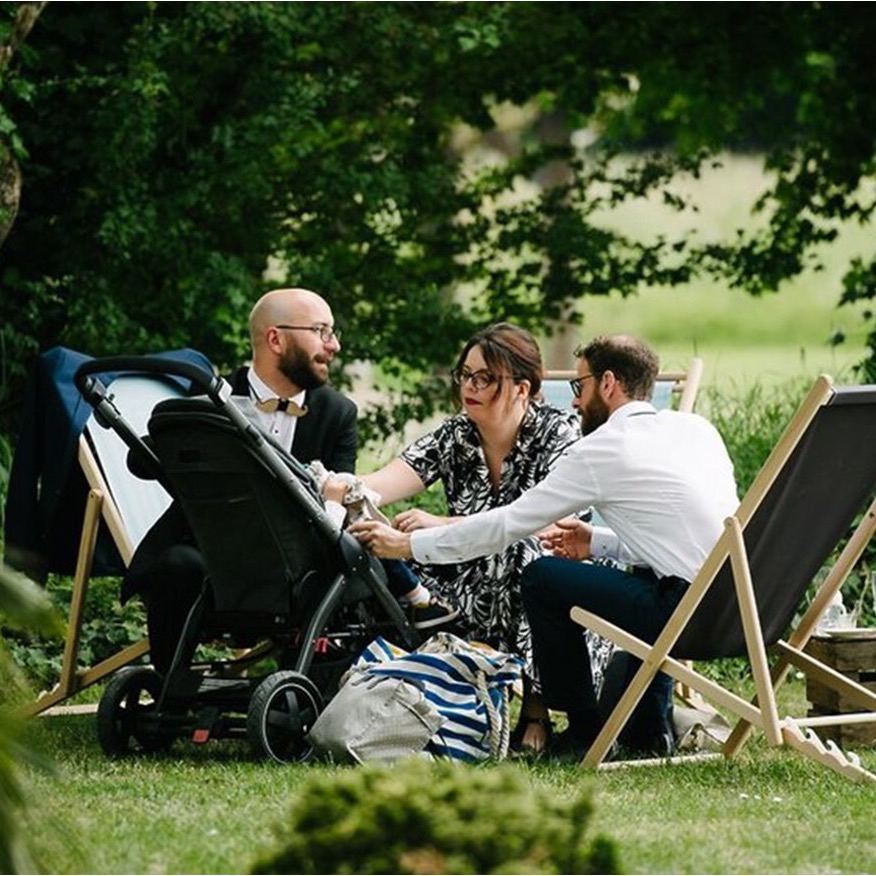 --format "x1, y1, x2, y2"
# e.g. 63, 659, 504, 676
308, 632, 524, 763
306, 671, 444, 764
